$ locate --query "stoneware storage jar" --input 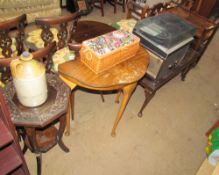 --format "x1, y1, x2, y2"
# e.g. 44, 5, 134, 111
10, 51, 48, 107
